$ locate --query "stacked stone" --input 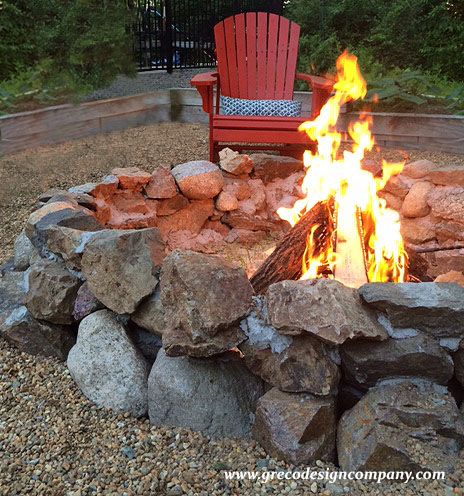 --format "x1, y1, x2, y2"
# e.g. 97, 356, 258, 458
59, 149, 306, 254
382, 159, 464, 282
1, 153, 464, 476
